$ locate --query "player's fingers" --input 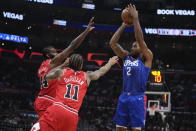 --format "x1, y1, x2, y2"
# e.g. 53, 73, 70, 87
133, 5, 136, 10
90, 17, 94, 23
89, 21, 94, 26
131, 4, 134, 9
113, 56, 118, 60
127, 5, 130, 9
115, 58, 119, 61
